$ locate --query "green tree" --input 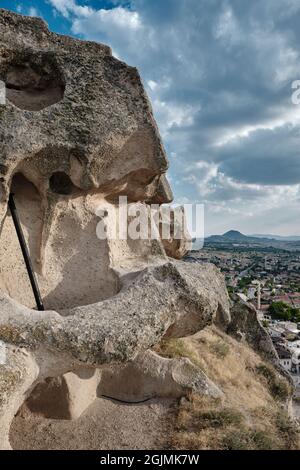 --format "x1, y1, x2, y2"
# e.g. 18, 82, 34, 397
269, 302, 292, 321
269, 302, 300, 322
291, 308, 300, 323
237, 277, 252, 290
